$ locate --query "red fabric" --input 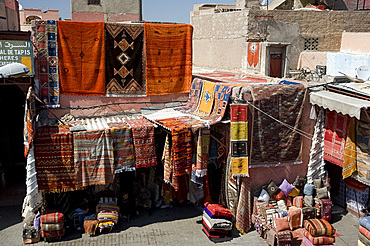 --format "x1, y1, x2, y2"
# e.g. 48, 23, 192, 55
304, 230, 335, 245
324, 110, 350, 167
202, 227, 230, 238
344, 177, 368, 191
321, 198, 332, 221
359, 225, 370, 240
40, 228, 65, 238
204, 202, 233, 219
40, 212, 64, 224
293, 196, 304, 208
